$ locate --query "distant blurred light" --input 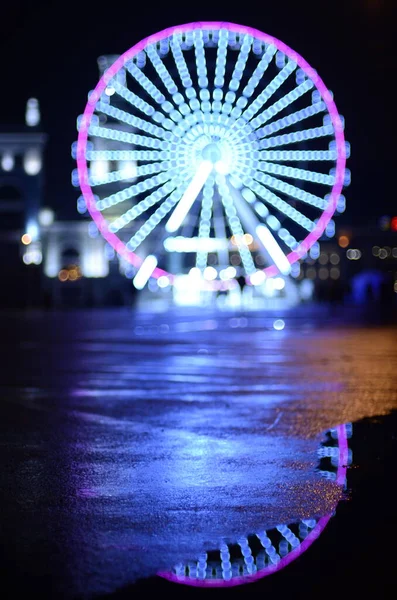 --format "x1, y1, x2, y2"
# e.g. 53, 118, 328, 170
273, 319, 285, 331
300, 278, 314, 299
306, 267, 316, 279
25, 98, 40, 127
24, 148, 42, 175
21, 233, 31, 245
203, 266, 217, 281
243, 233, 253, 246
118, 160, 137, 181
220, 266, 236, 280
372, 246, 380, 257
274, 277, 285, 290
330, 253, 340, 265
338, 235, 349, 248
38, 208, 54, 226
379, 215, 390, 231
394, 281, 397, 294
1, 152, 14, 171
158, 275, 170, 288
105, 86, 116, 96
250, 270, 266, 286
330, 267, 340, 280
318, 253, 328, 265
378, 248, 388, 259
391, 217, 397, 232
58, 269, 68, 282
346, 249, 361, 260
26, 221, 39, 241
90, 159, 109, 179
392, 248, 397, 258
318, 267, 329, 280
